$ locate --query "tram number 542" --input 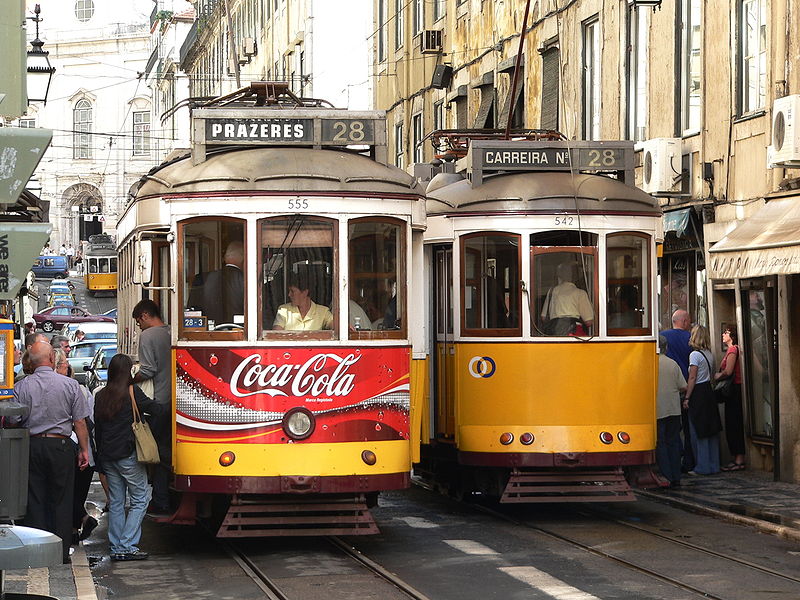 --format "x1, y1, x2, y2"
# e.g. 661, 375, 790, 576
554, 216, 575, 226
